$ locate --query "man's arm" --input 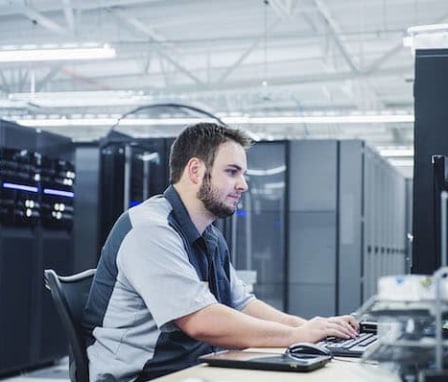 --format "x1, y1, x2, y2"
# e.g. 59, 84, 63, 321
242, 298, 359, 336
174, 302, 359, 349
241, 298, 307, 327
